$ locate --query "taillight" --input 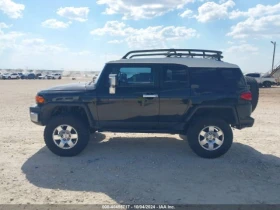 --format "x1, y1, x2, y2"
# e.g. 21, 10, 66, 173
36, 95, 45, 104
240, 92, 252, 101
